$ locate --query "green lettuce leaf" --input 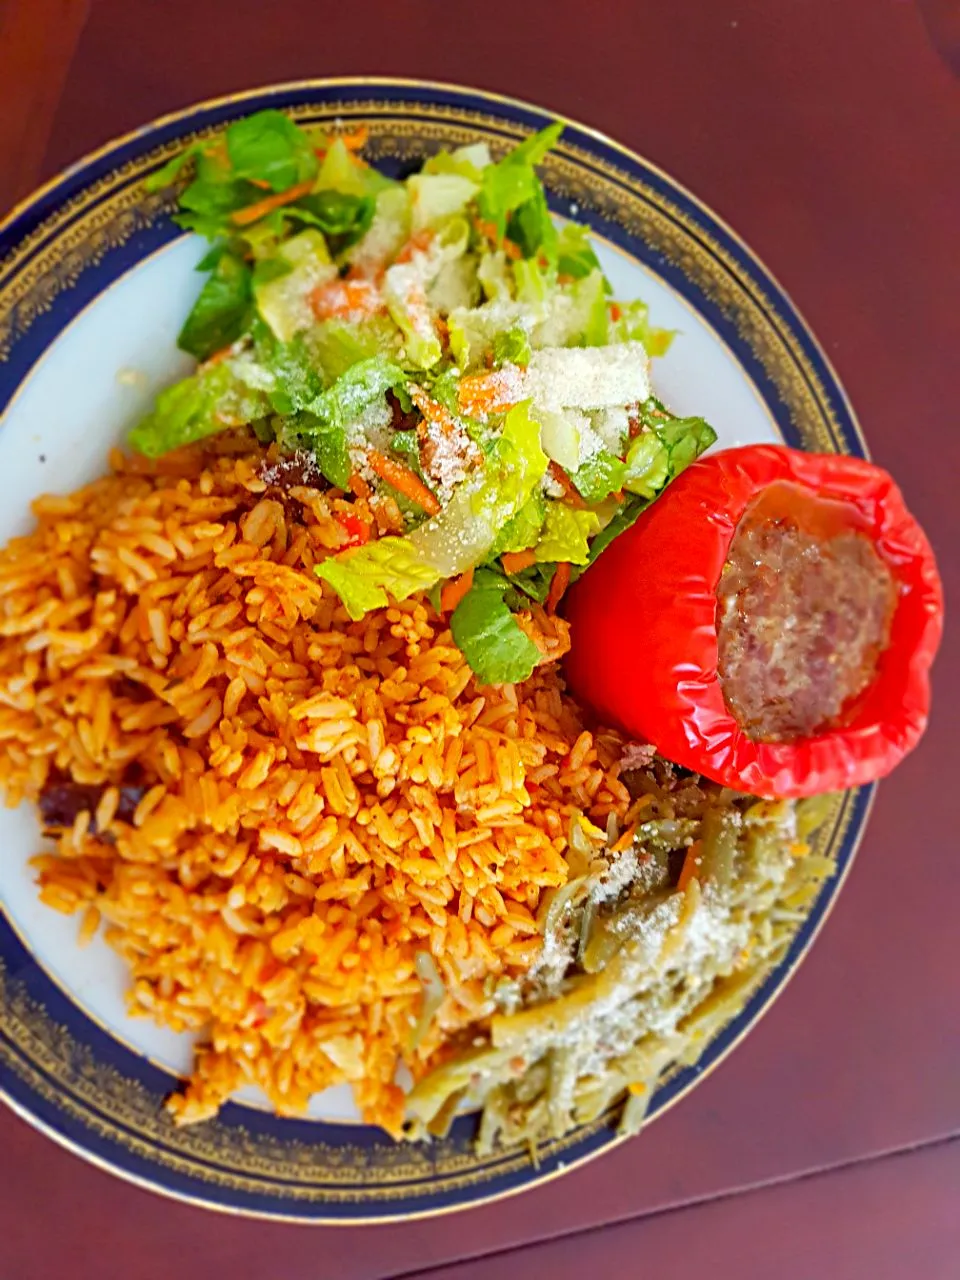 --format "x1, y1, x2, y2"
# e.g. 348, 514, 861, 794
513, 256, 555, 309
316, 139, 394, 197
316, 401, 547, 616
251, 323, 324, 415
476, 250, 513, 301
492, 326, 533, 368
317, 539, 438, 618
226, 110, 318, 193
279, 411, 349, 489
307, 315, 403, 381
502, 561, 558, 606
535, 269, 608, 348
476, 122, 563, 240
587, 402, 717, 562
423, 142, 491, 180
450, 571, 541, 685
506, 182, 558, 265
490, 492, 546, 557
282, 355, 409, 488
571, 446, 627, 502
128, 363, 269, 457
253, 228, 336, 341
313, 356, 408, 422
622, 432, 668, 498
609, 298, 675, 357
383, 217, 470, 368
145, 144, 204, 192
285, 190, 375, 253
342, 186, 412, 275
448, 300, 532, 370
177, 247, 253, 361
654, 413, 718, 471
176, 147, 262, 238
556, 223, 608, 285
409, 173, 479, 231
534, 503, 601, 564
